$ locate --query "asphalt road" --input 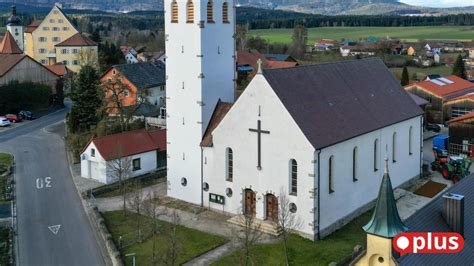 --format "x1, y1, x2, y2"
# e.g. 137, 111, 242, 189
0, 107, 105, 266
